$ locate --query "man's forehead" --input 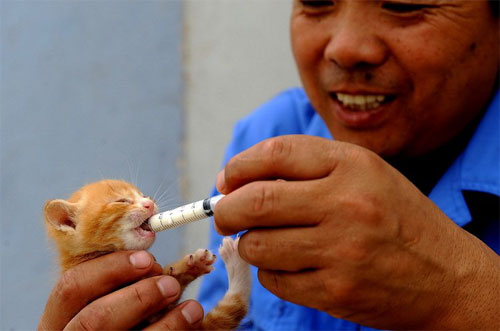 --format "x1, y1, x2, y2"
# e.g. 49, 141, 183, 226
293, 0, 493, 11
